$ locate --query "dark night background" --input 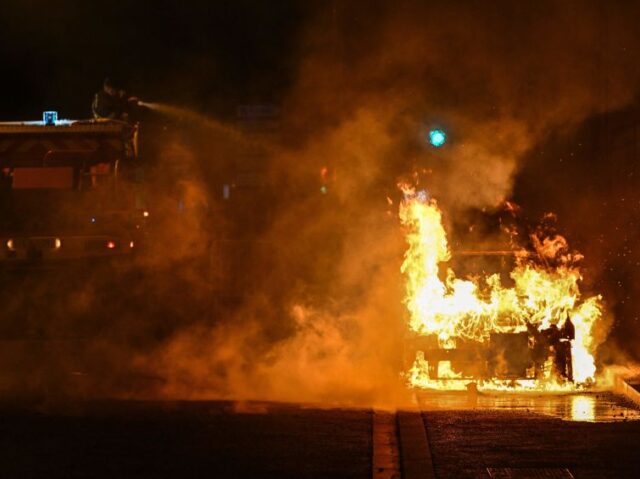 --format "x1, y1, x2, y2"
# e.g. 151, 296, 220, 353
0, 0, 307, 119
0, 0, 639, 380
